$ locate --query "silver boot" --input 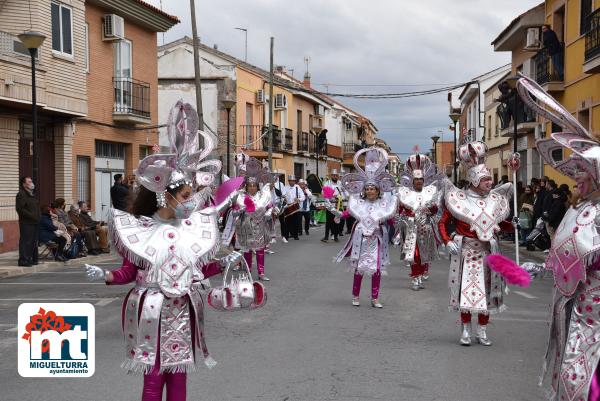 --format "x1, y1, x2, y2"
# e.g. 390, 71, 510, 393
422, 273, 429, 281
460, 322, 472, 346
477, 325, 492, 346
411, 277, 420, 291
418, 275, 425, 289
